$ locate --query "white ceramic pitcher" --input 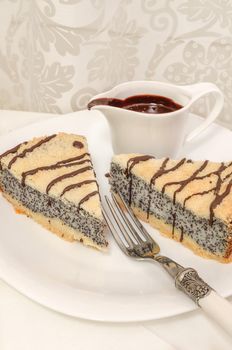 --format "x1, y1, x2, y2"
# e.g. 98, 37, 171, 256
89, 81, 224, 157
